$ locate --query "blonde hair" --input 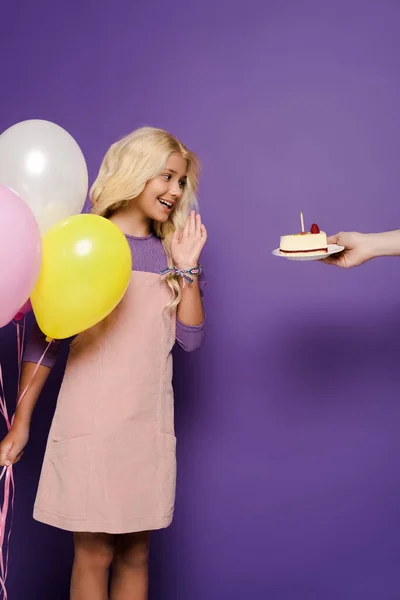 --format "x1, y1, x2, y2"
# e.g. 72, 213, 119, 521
90, 127, 200, 310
